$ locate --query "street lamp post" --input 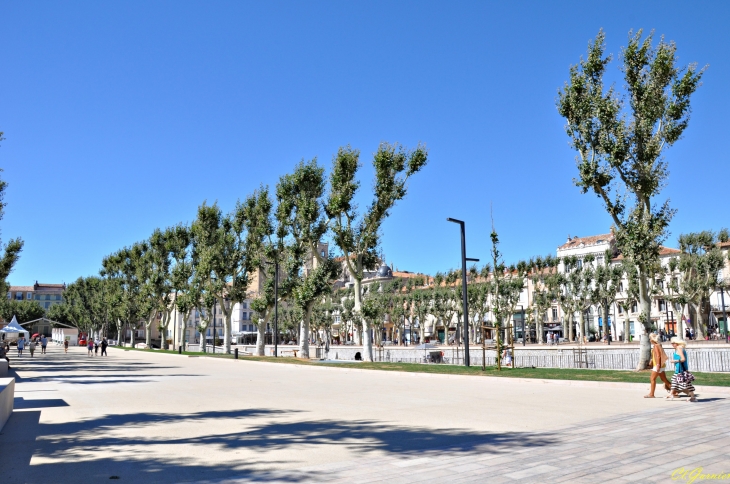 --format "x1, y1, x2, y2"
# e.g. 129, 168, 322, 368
446, 218, 479, 367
